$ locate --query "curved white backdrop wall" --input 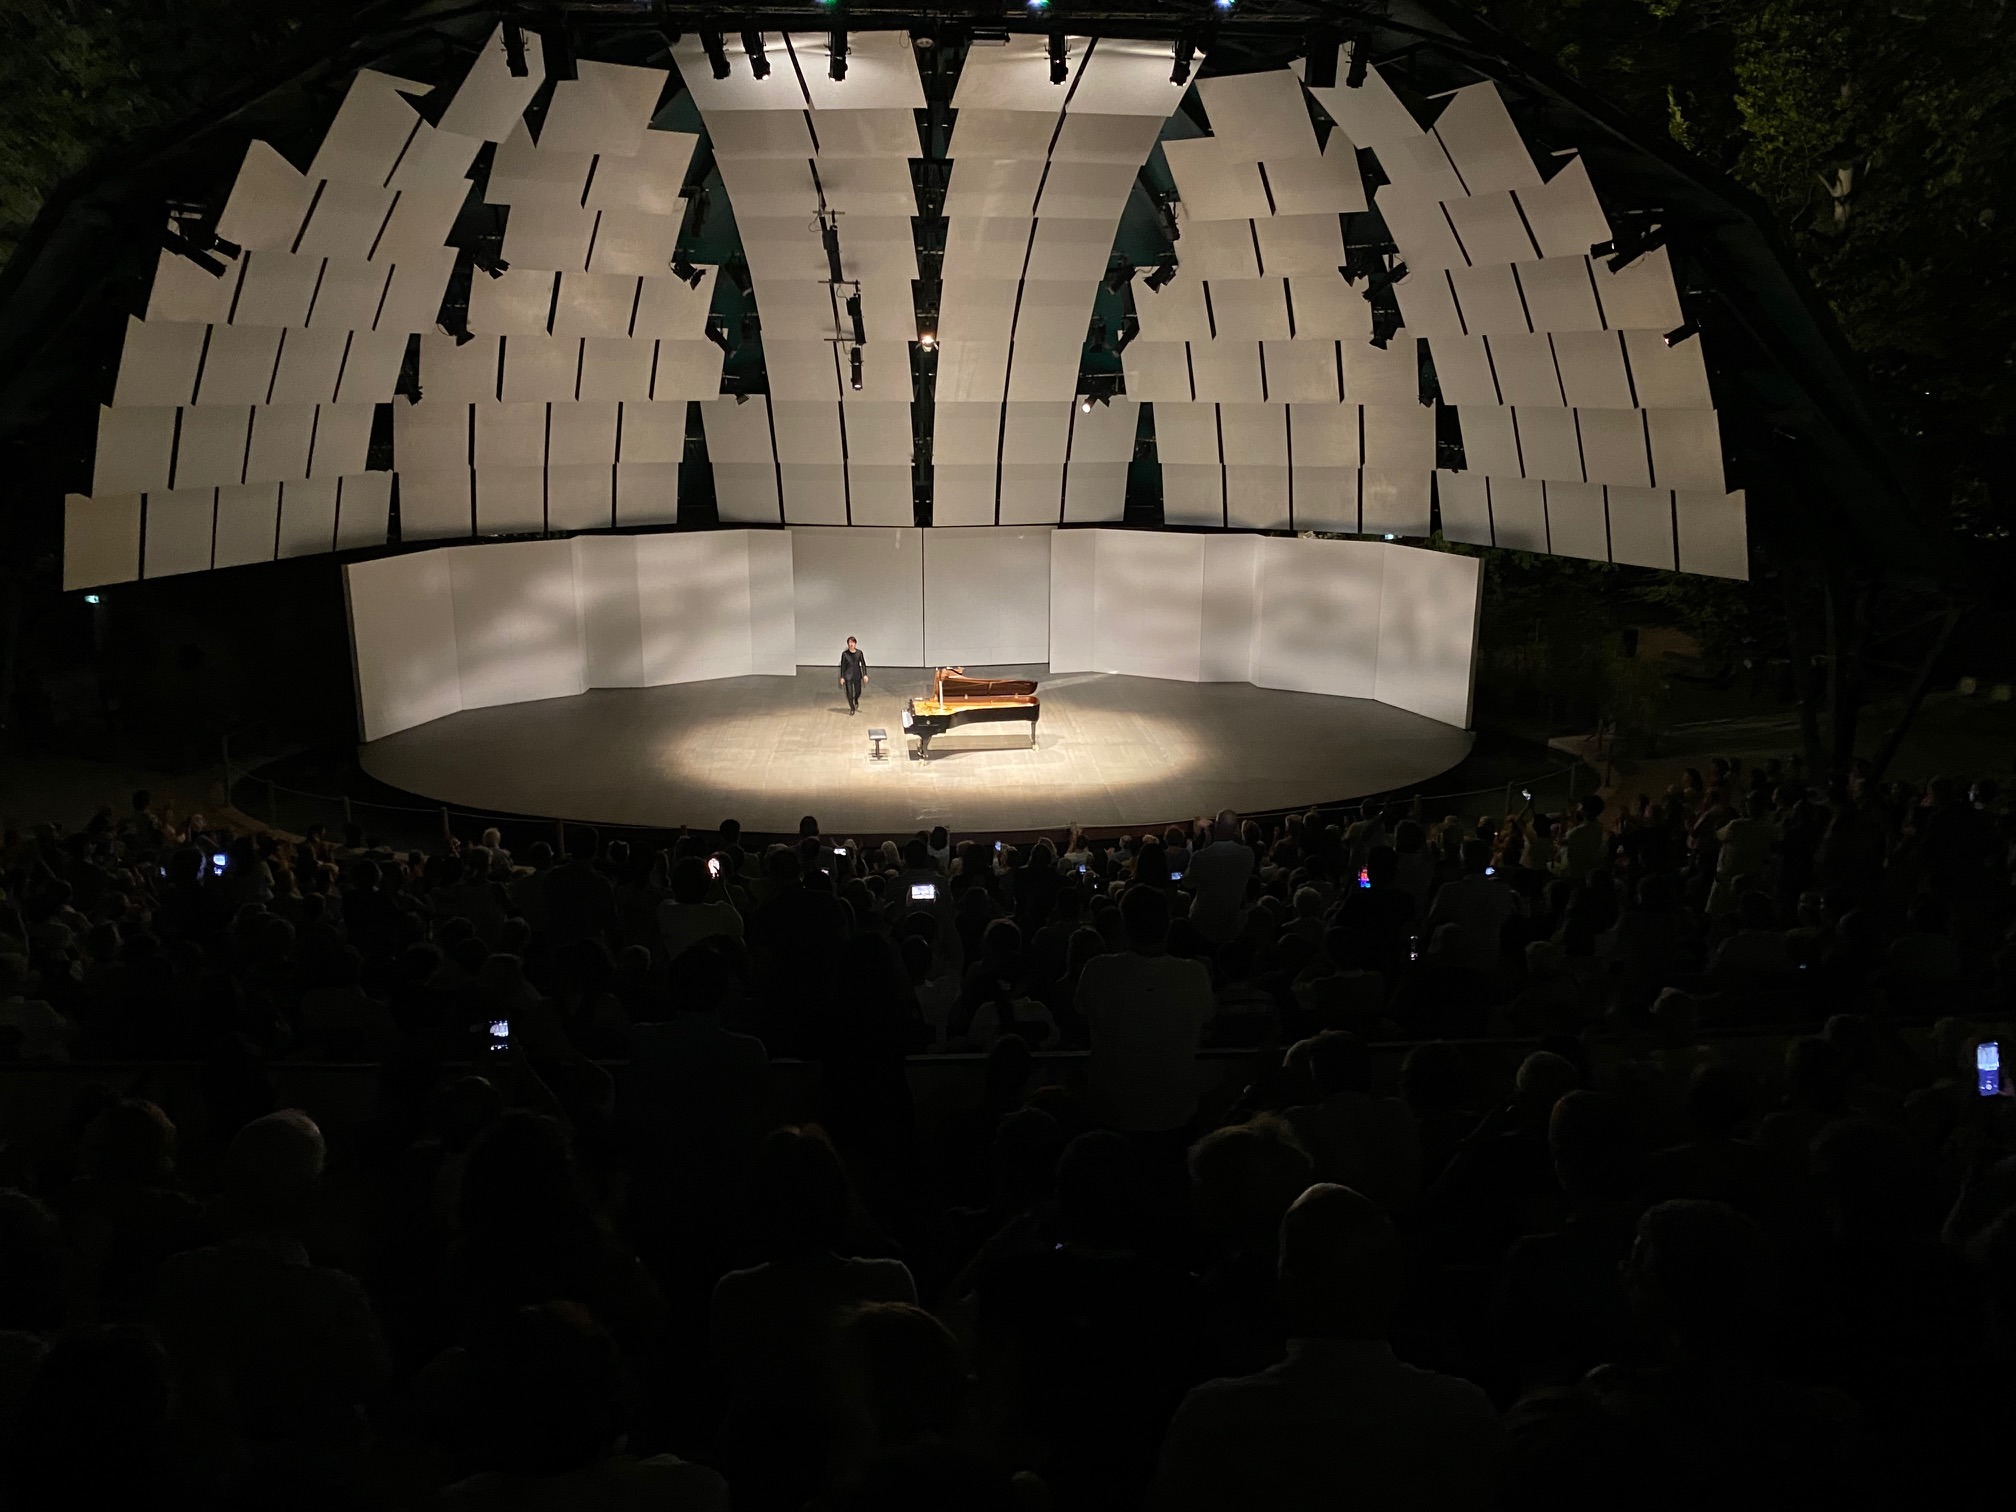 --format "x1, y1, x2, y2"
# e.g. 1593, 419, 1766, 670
348, 527, 1478, 743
